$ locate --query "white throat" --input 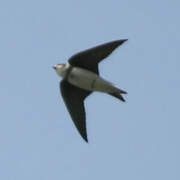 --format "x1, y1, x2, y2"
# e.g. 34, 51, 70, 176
55, 63, 71, 78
